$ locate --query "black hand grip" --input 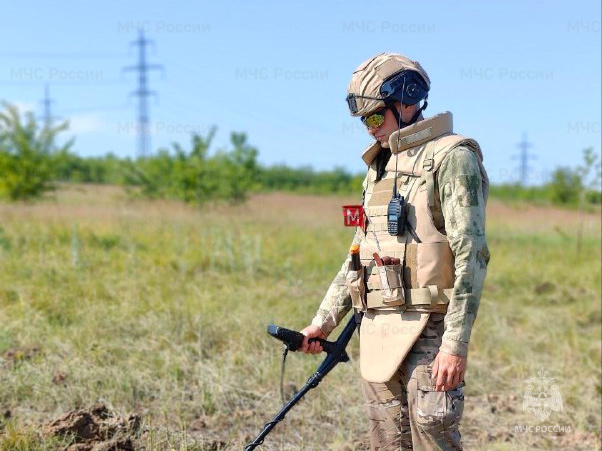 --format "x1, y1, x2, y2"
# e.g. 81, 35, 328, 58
267, 325, 334, 353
